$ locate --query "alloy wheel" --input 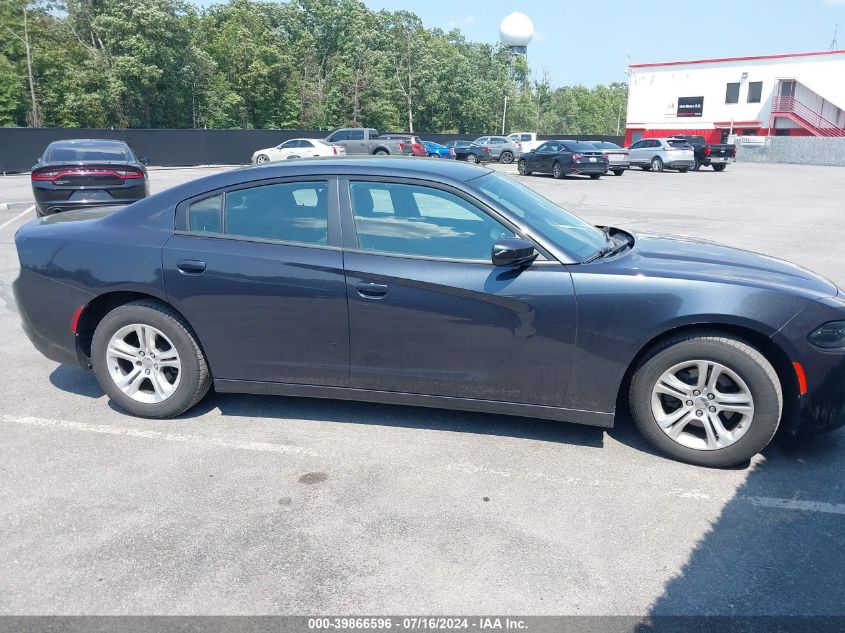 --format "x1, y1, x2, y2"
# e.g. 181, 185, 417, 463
106, 324, 181, 404
256, 155, 270, 164
650, 359, 754, 451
